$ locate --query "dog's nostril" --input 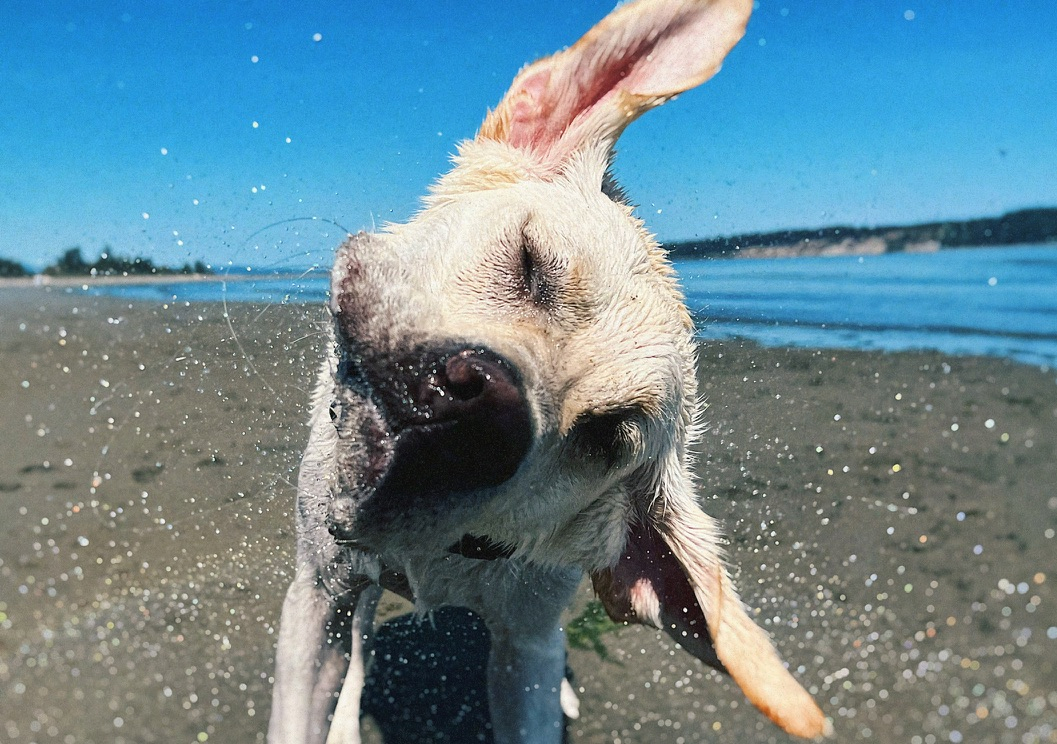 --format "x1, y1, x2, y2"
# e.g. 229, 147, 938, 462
444, 352, 488, 401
